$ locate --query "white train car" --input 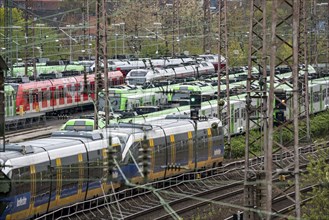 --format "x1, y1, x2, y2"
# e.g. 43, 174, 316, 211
126, 61, 215, 86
